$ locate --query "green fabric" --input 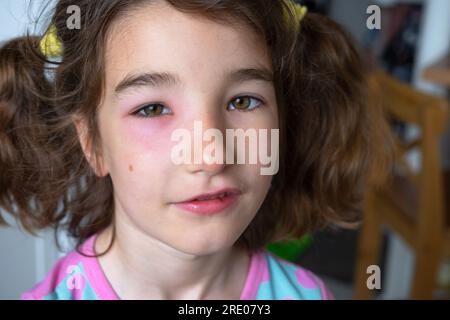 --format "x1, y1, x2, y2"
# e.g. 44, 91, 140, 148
266, 235, 313, 262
